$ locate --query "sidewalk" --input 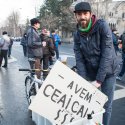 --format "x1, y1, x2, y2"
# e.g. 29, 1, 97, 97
8, 56, 17, 63
1, 56, 17, 66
